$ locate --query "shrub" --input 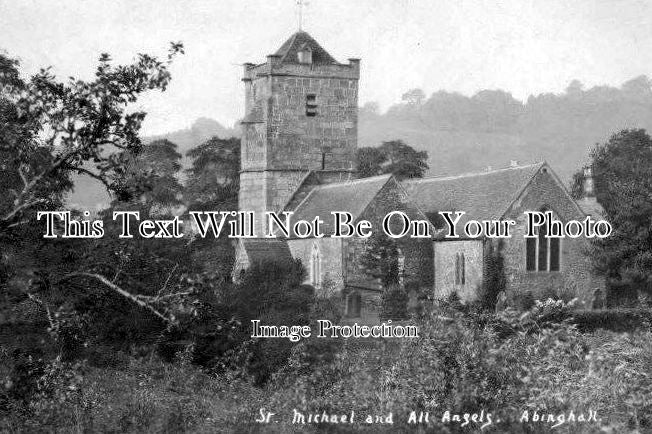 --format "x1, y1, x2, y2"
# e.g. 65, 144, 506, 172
480, 240, 506, 310
380, 284, 408, 320
511, 290, 536, 310
155, 259, 315, 385
607, 279, 642, 307
571, 308, 652, 333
